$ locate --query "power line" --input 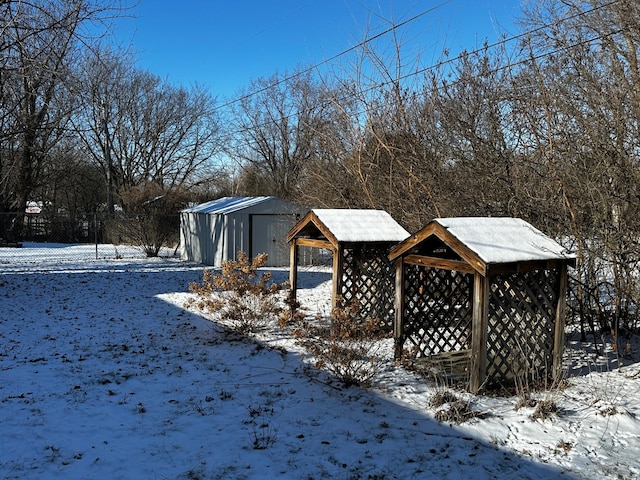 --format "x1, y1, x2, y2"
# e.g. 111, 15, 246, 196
359, 0, 622, 100
219, 0, 623, 143
407, 0, 621, 81
213, 0, 453, 112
